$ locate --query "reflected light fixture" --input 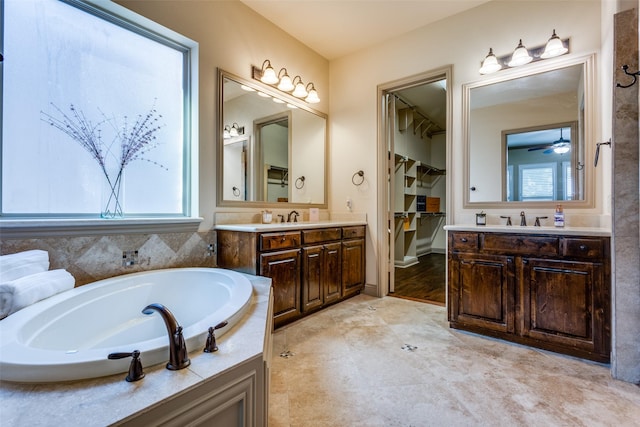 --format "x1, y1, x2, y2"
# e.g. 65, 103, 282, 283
541, 29, 568, 59
259, 60, 278, 84
508, 39, 532, 67
479, 48, 502, 75
554, 145, 570, 154
277, 68, 294, 91
223, 125, 231, 139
